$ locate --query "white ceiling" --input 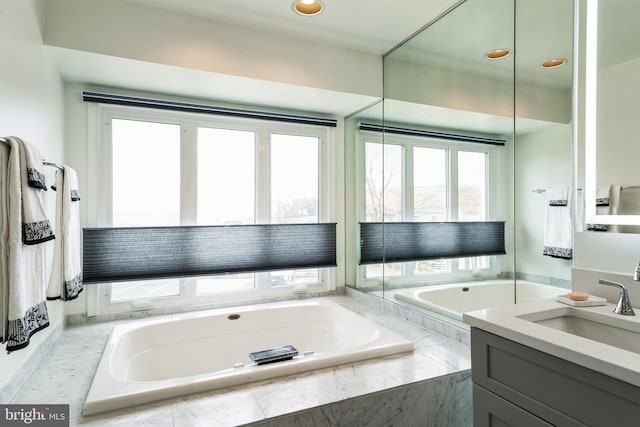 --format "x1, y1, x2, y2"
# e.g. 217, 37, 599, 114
123, 0, 463, 55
